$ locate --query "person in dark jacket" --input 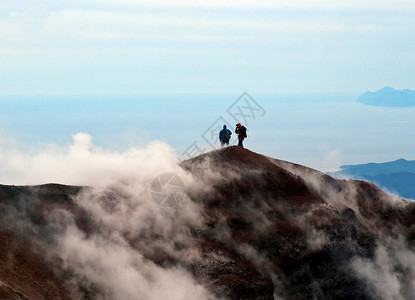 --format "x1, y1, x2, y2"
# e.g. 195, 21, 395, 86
219, 125, 232, 147
235, 123, 247, 147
